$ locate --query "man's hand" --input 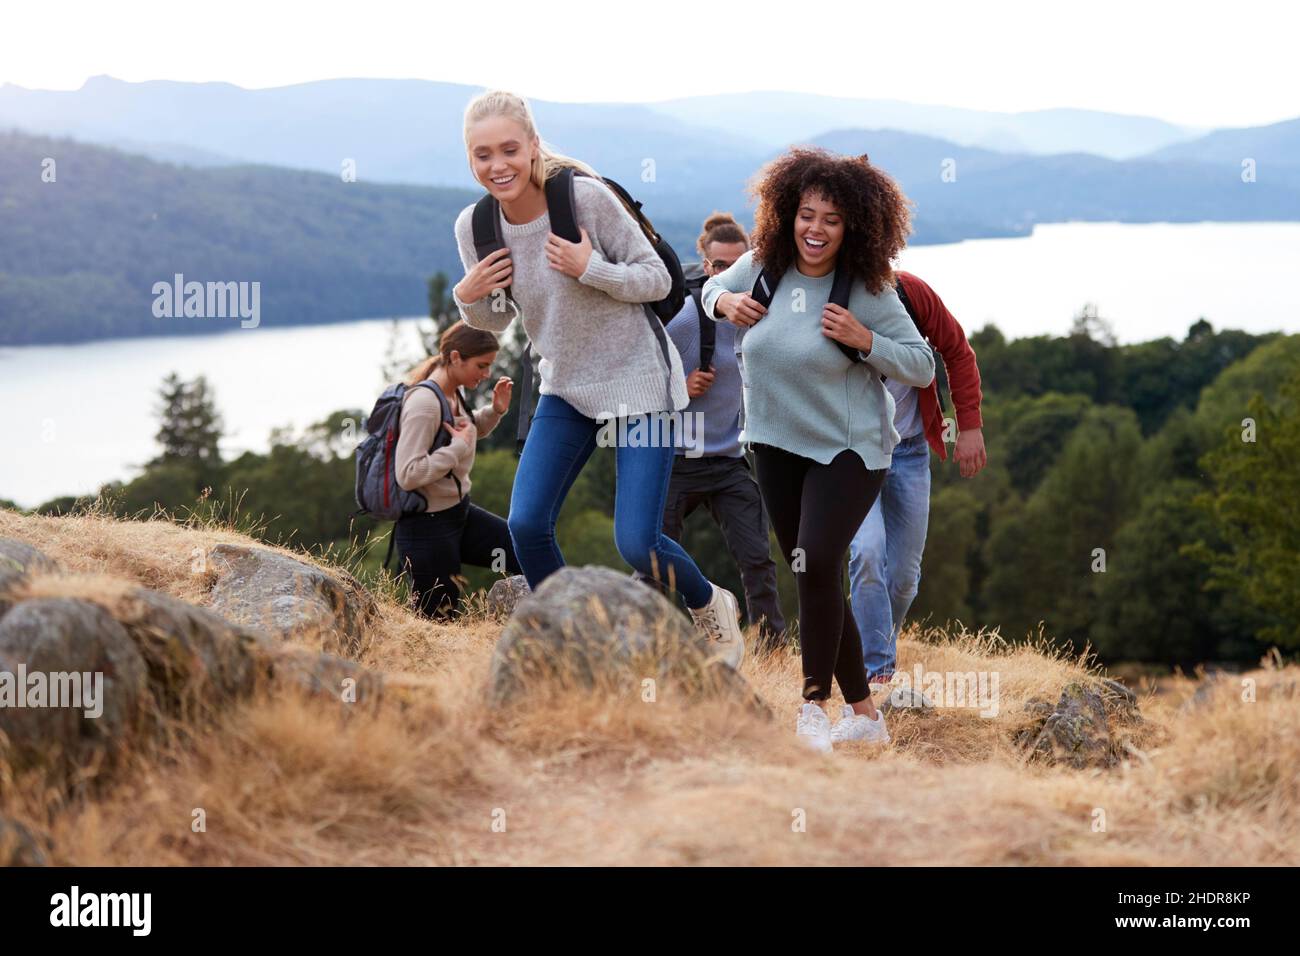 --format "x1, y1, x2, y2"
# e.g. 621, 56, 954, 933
545, 227, 594, 278
954, 427, 987, 478
686, 367, 715, 398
